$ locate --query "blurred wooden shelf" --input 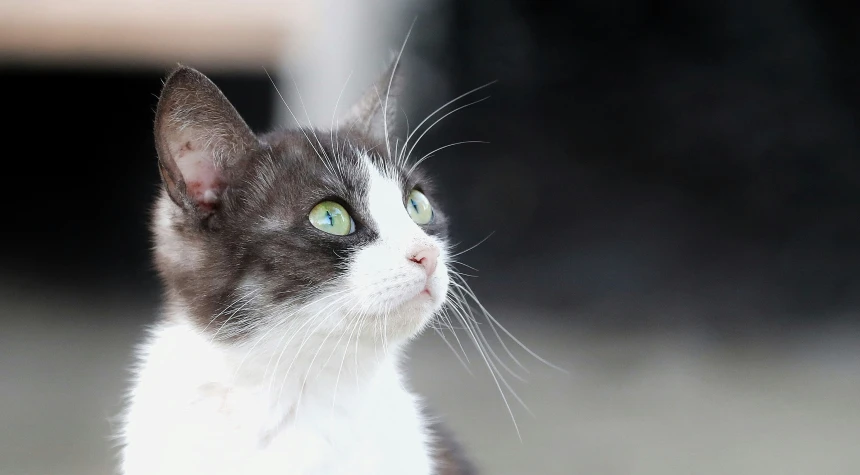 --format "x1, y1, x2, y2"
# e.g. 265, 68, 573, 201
0, 0, 314, 71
